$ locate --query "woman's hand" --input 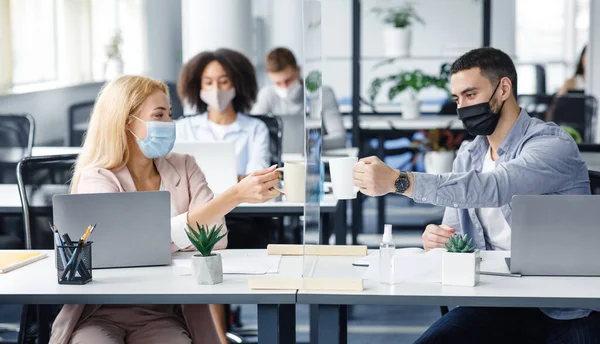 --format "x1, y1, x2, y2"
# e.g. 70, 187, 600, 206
234, 165, 281, 203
